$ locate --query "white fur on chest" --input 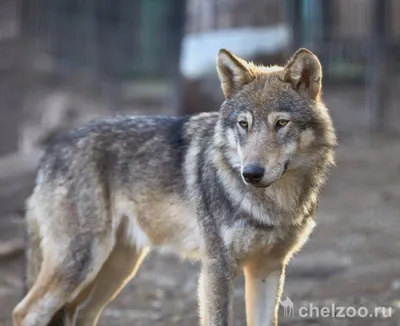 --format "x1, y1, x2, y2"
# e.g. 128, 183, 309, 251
222, 218, 316, 263
222, 220, 277, 255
